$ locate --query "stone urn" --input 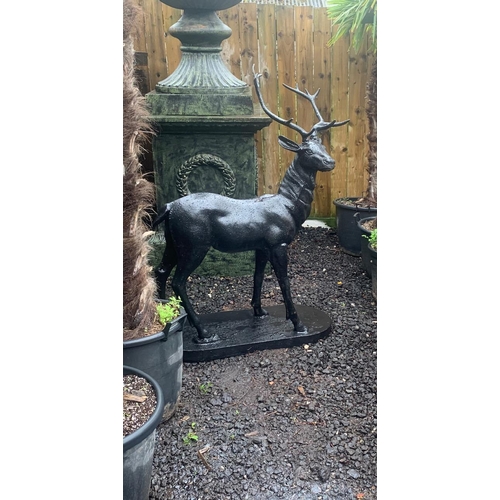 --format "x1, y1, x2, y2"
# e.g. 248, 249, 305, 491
161, 0, 242, 9
154, 0, 249, 109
